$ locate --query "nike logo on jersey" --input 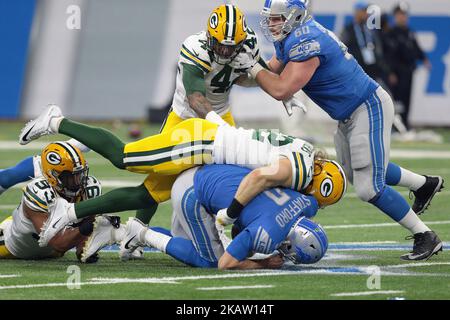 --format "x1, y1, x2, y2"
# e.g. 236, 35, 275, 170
21, 124, 36, 142
192, 48, 200, 57
124, 235, 136, 250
